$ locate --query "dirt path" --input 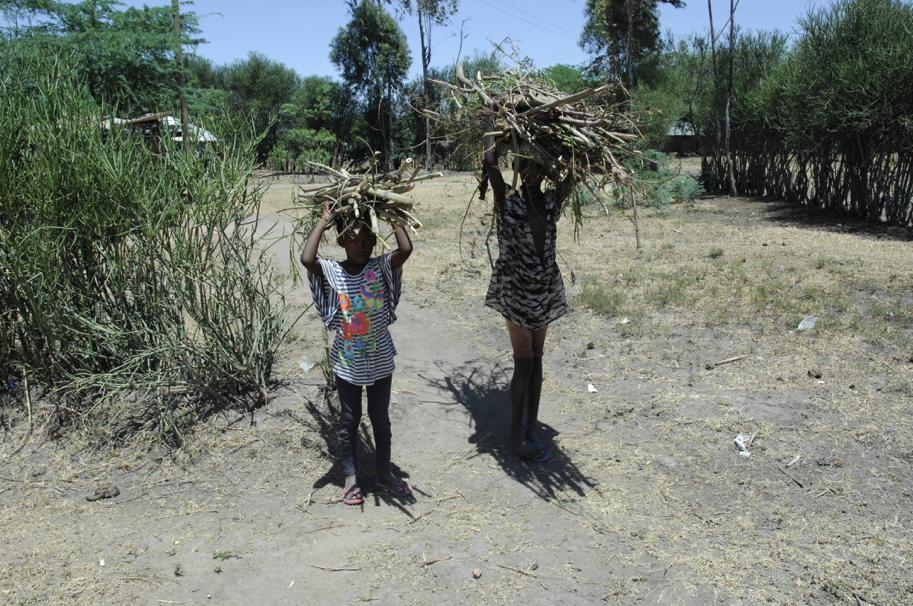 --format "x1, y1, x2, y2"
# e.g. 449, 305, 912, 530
2, 175, 912, 605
